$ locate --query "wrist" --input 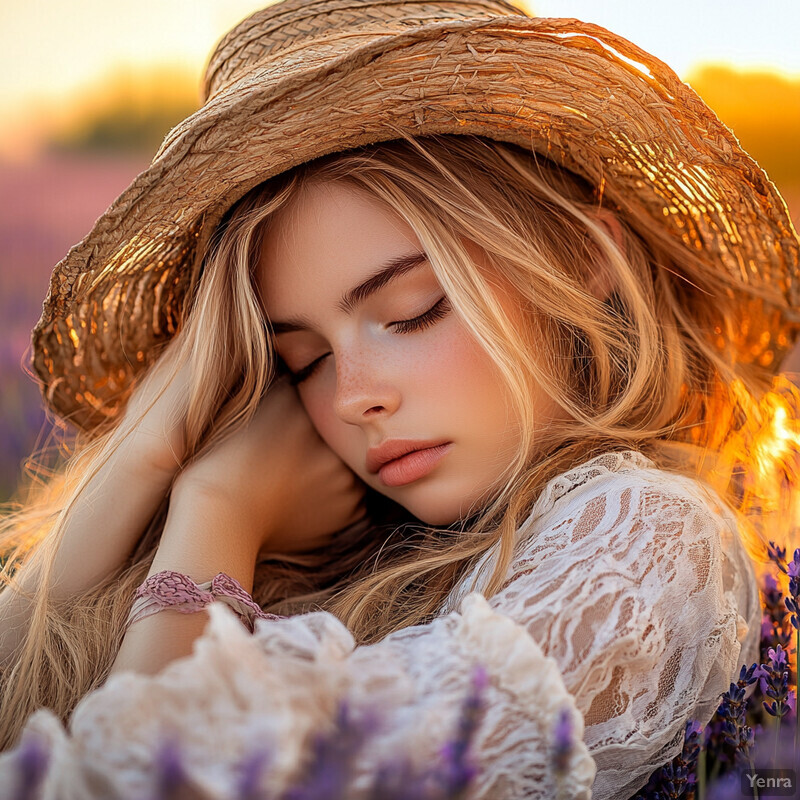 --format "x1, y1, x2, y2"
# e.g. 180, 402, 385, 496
171, 470, 276, 555
151, 485, 260, 593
